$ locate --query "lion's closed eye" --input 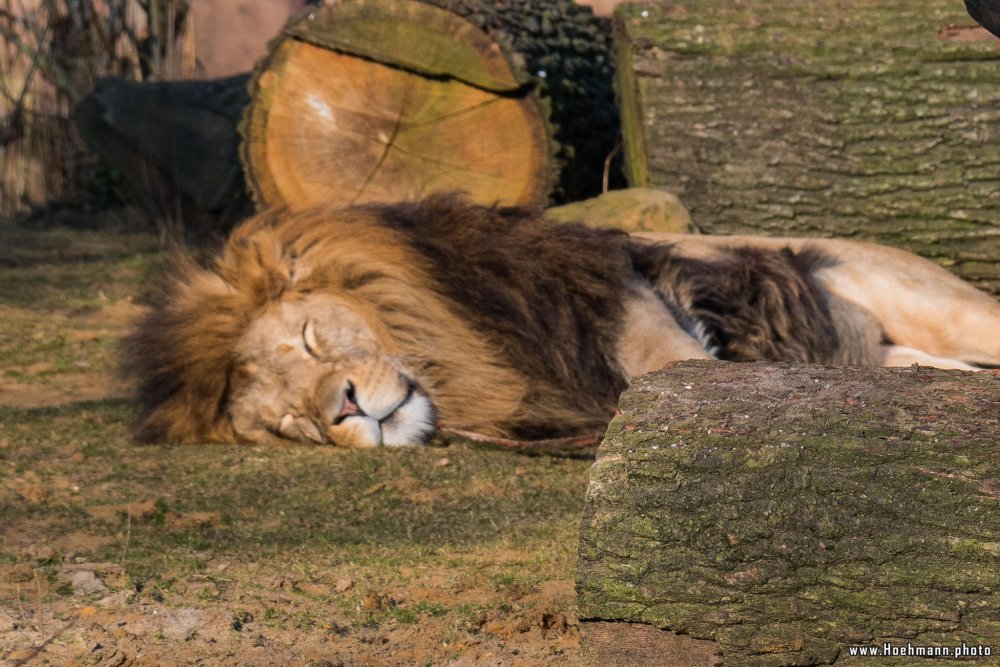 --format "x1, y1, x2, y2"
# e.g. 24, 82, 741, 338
302, 320, 322, 358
